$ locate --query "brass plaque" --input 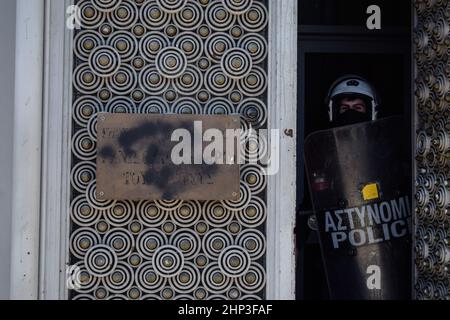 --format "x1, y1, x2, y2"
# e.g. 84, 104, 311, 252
96, 113, 241, 201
